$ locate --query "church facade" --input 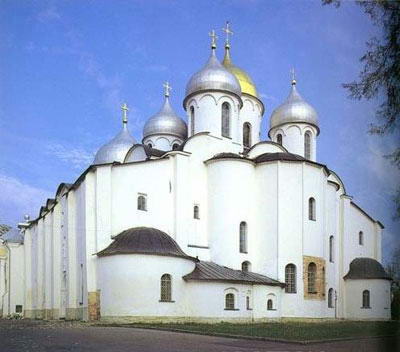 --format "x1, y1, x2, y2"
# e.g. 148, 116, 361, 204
0, 27, 392, 322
